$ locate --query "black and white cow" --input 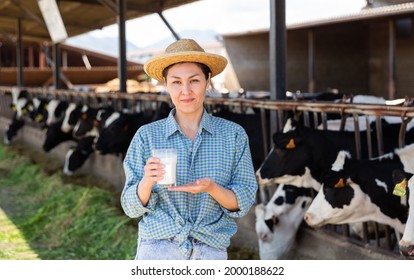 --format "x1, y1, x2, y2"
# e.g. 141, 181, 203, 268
3, 89, 30, 144
391, 170, 414, 257
42, 102, 85, 152
256, 118, 413, 189
255, 184, 314, 259
63, 136, 96, 176
94, 111, 153, 157
61, 102, 84, 133
304, 144, 414, 256
45, 100, 69, 127
42, 120, 76, 152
